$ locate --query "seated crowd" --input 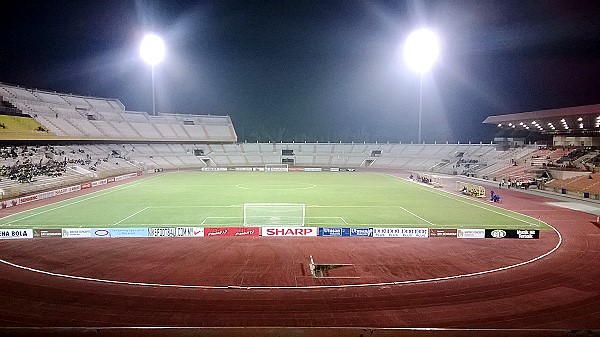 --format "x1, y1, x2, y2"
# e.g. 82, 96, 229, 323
0, 145, 70, 183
